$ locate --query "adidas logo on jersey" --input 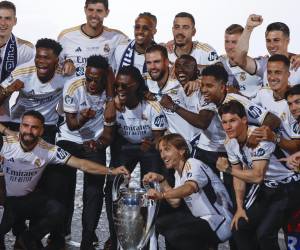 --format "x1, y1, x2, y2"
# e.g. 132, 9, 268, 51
75, 47, 82, 52
7, 158, 14, 162
80, 101, 87, 107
